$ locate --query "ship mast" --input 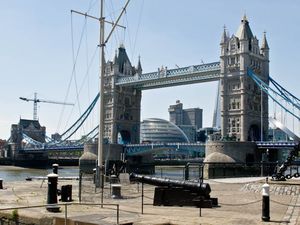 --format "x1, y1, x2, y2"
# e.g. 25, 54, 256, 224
71, 0, 130, 199
97, 0, 131, 190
